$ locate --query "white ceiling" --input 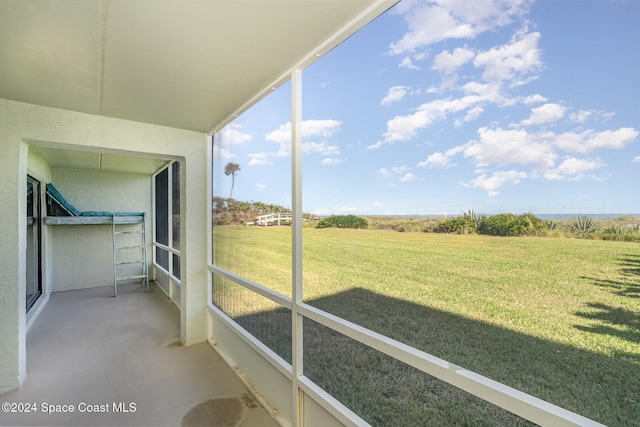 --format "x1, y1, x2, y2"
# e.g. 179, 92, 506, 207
30, 146, 169, 175
0, 0, 396, 134
1, 0, 396, 173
